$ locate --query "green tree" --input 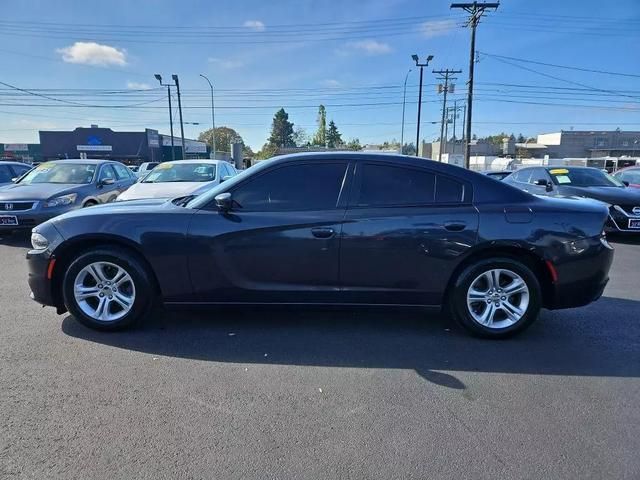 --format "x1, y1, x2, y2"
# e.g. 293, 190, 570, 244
345, 138, 362, 151
292, 126, 310, 147
402, 142, 416, 155
198, 126, 245, 154
268, 108, 295, 148
312, 105, 327, 146
516, 133, 526, 143
326, 120, 342, 148
255, 143, 279, 160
